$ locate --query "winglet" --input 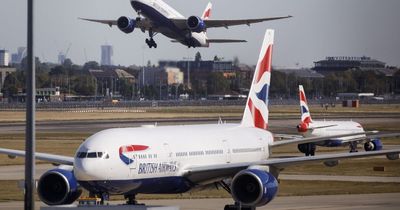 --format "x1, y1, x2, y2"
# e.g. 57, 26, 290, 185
202, 2, 212, 20
241, 29, 274, 130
